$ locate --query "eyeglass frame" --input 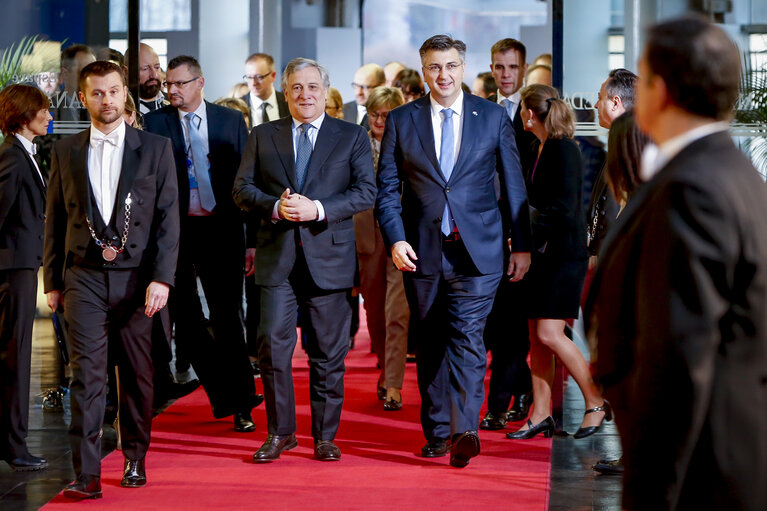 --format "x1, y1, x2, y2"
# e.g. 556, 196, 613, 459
163, 76, 200, 89
243, 73, 271, 83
